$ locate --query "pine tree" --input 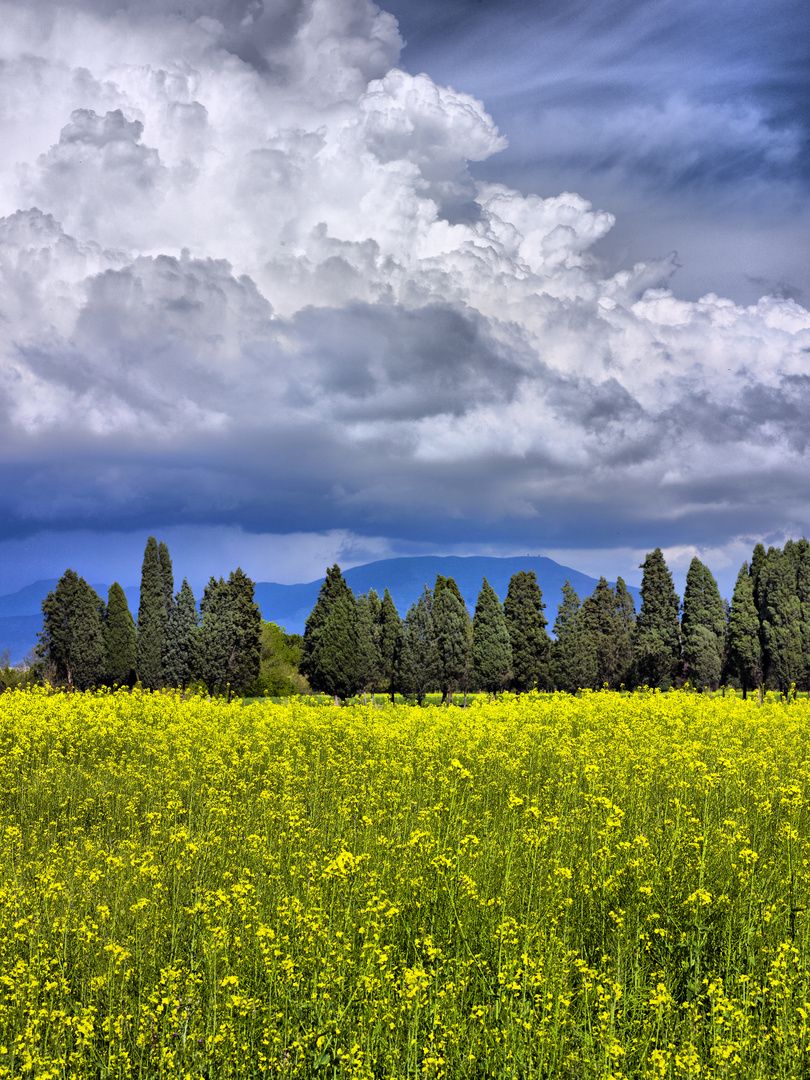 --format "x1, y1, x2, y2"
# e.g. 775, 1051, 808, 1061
551, 580, 596, 692
163, 579, 198, 690
300, 565, 354, 687
39, 570, 106, 691
103, 582, 136, 688
355, 591, 383, 704
503, 570, 551, 692
681, 557, 725, 690
727, 561, 762, 697
378, 588, 402, 703
137, 536, 167, 690
398, 586, 437, 705
434, 576, 469, 703
795, 538, 810, 690
633, 548, 681, 688
194, 577, 233, 695
473, 578, 512, 695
